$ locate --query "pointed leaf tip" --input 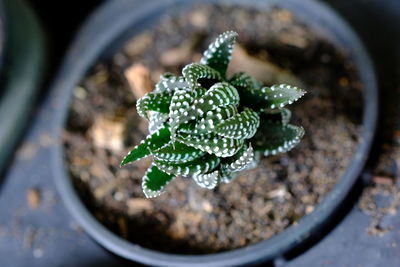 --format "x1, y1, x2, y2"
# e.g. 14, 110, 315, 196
238, 83, 306, 111
221, 144, 255, 173
193, 170, 220, 189
120, 125, 171, 166
200, 31, 238, 77
154, 74, 188, 93
261, 84, 306, 109
142, 164, 175, 198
